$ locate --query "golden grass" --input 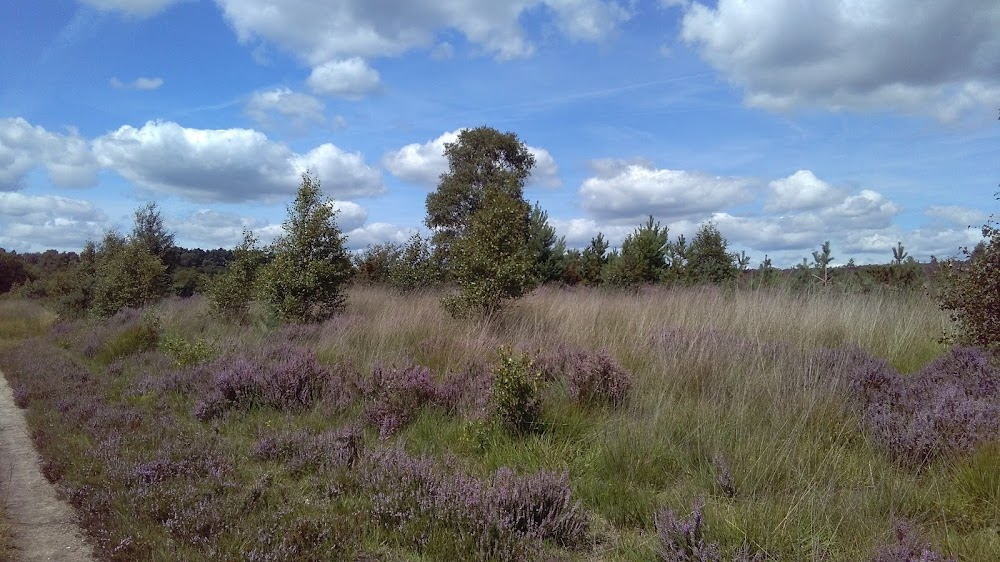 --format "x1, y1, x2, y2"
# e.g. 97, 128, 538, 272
0, 298, 58, 341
